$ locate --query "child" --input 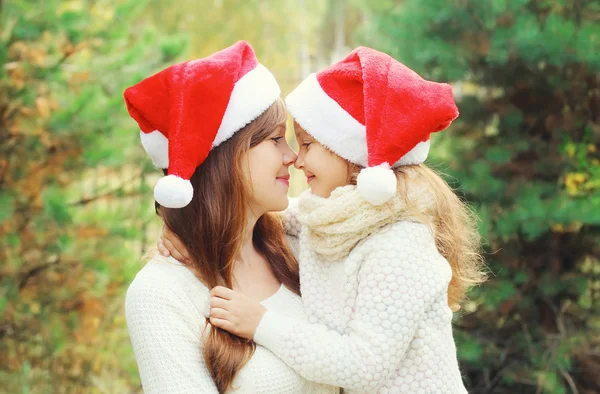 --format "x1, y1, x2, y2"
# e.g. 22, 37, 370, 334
186, 47, 485, 393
